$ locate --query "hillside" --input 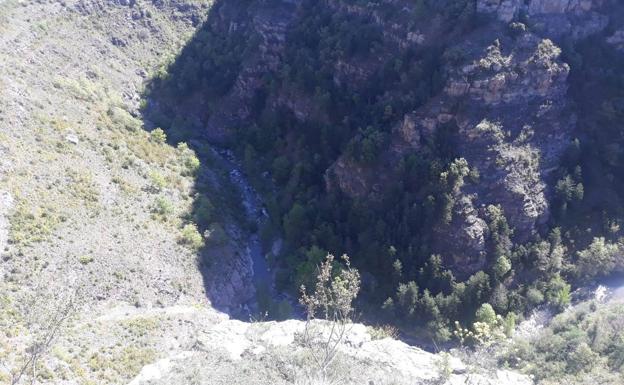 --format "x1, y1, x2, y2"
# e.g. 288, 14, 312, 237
147, 0, 624, 341
0, 1, 530, 384
1, 0, 624, 384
